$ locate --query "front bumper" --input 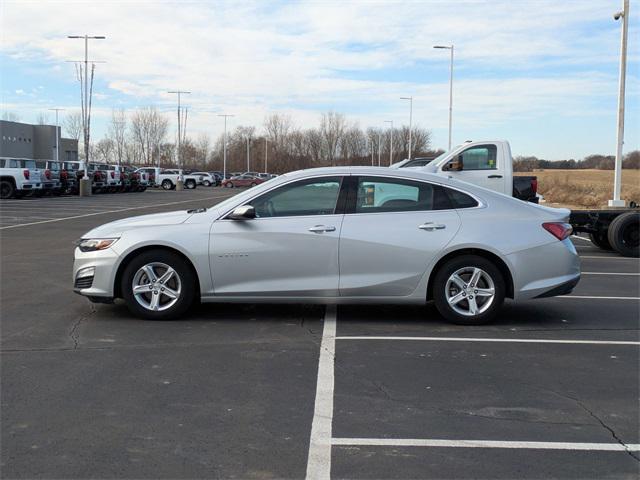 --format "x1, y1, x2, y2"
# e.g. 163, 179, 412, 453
73, 247, 120, 299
